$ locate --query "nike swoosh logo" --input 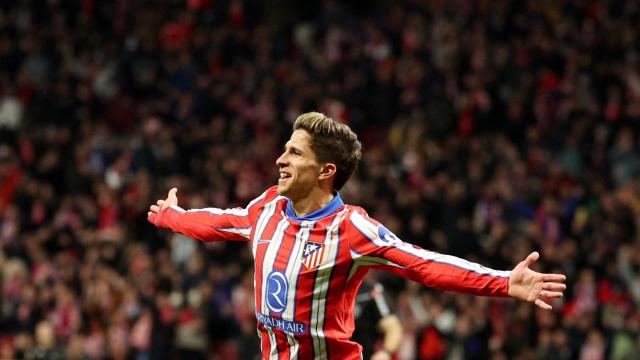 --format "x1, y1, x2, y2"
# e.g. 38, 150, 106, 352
257, 239, 271, 245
